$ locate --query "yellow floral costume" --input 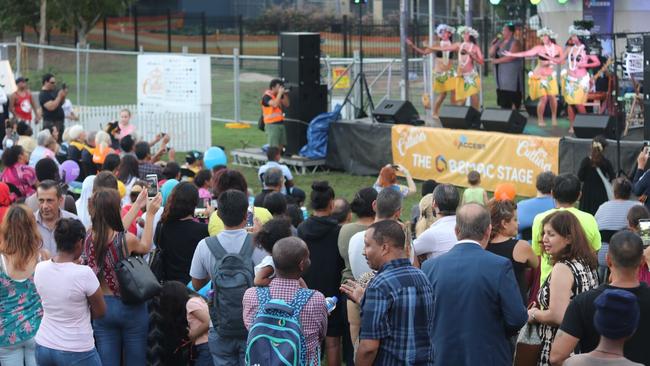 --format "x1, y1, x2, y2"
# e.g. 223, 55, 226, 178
455, 71, 481, 100
434, 69, 457, 93
561, 70, 590, 105
528, 72, 559, 100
